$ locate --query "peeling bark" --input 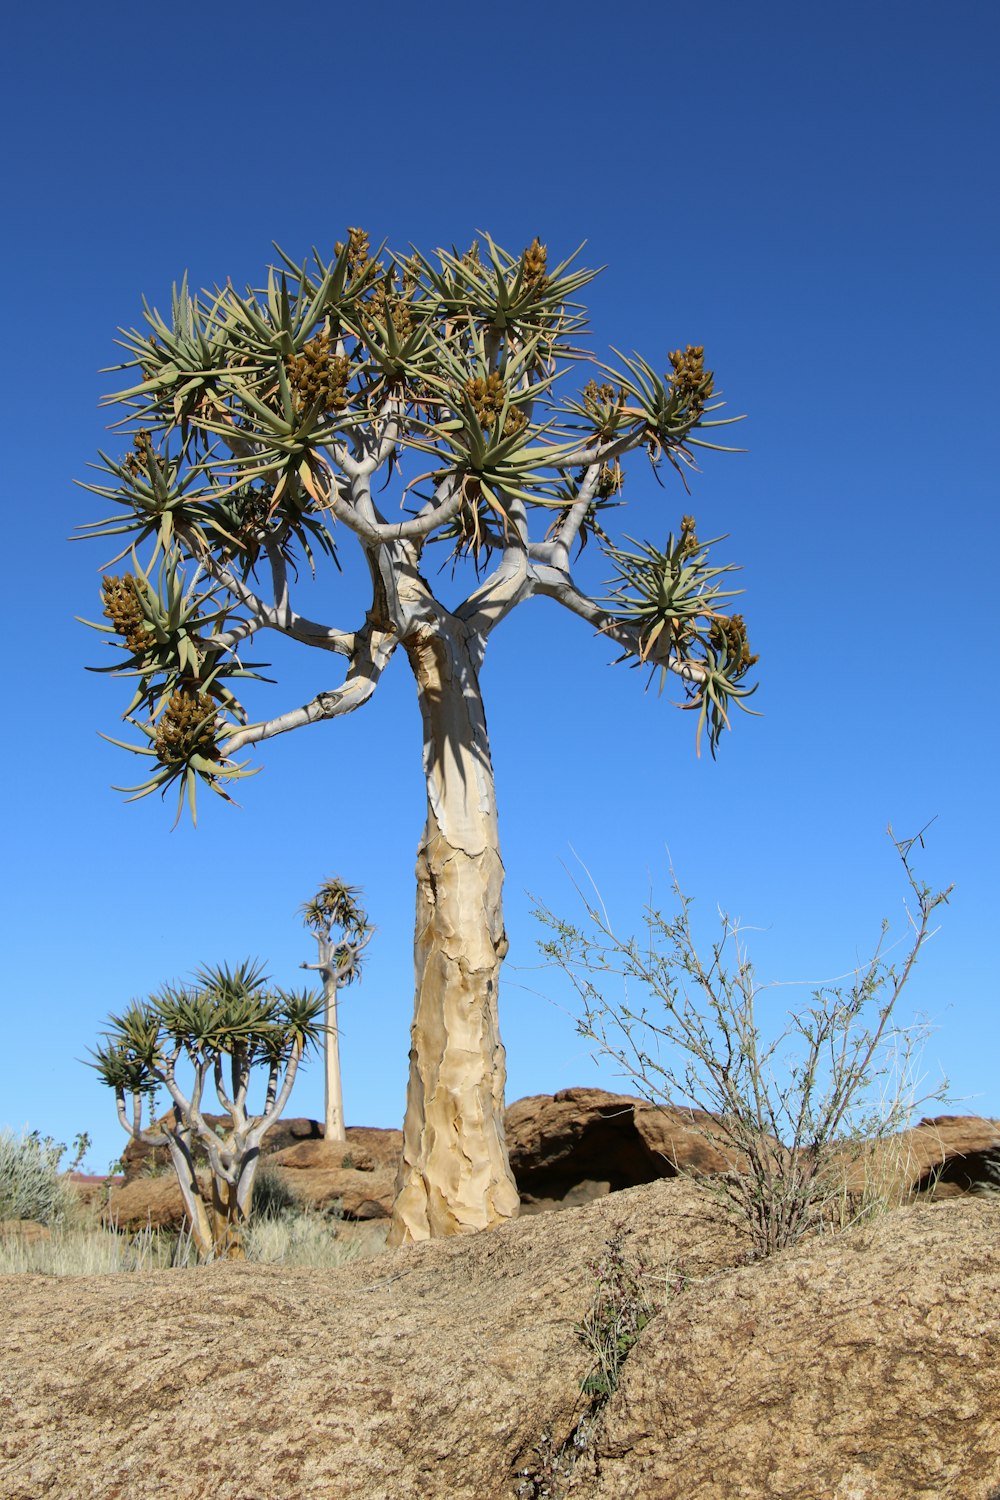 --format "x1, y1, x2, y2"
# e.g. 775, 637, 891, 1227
388, 616, 520, 1243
